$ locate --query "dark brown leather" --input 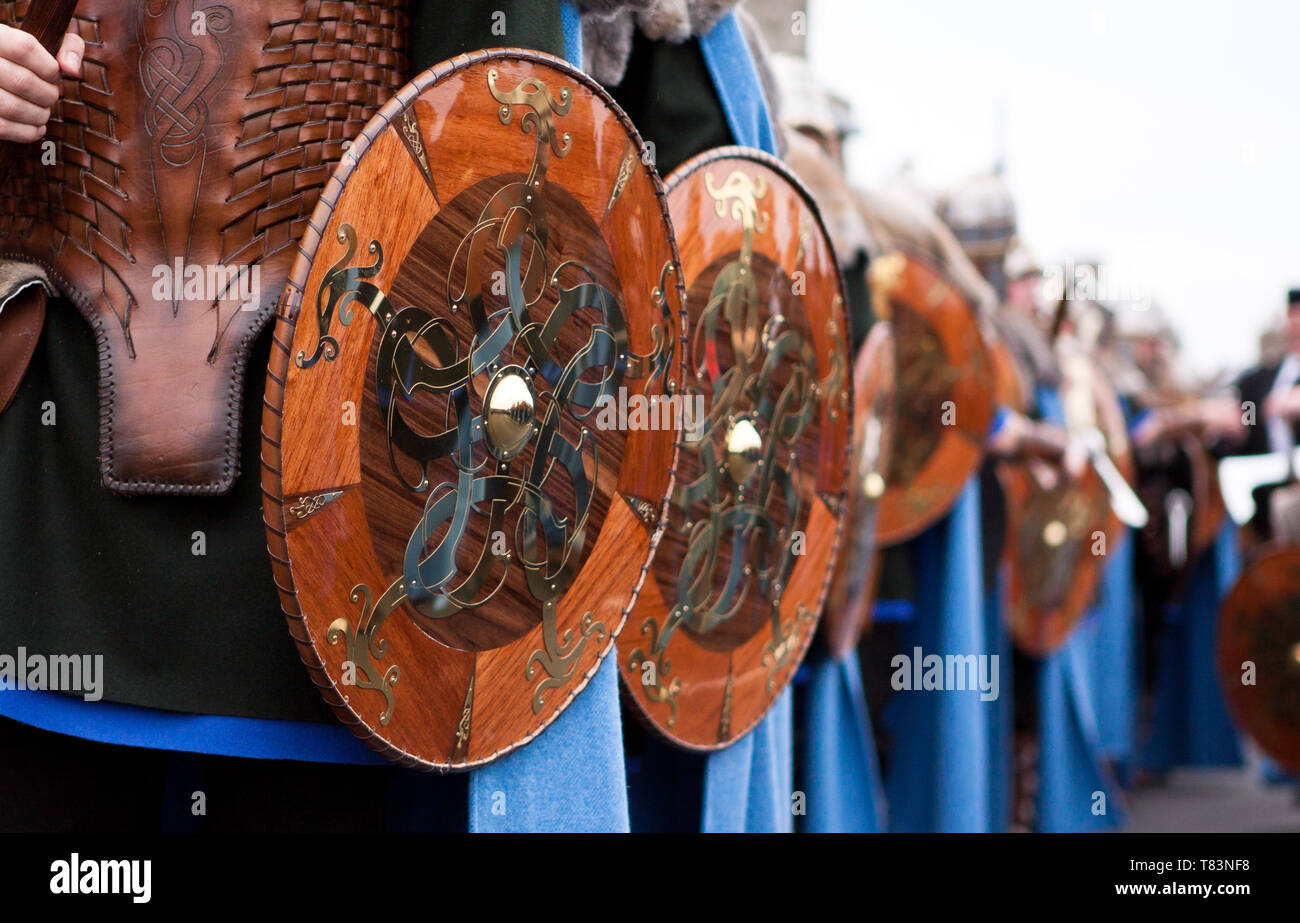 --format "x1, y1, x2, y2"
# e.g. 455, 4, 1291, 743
0, 282, 45, 413
0, 0, 408, 494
